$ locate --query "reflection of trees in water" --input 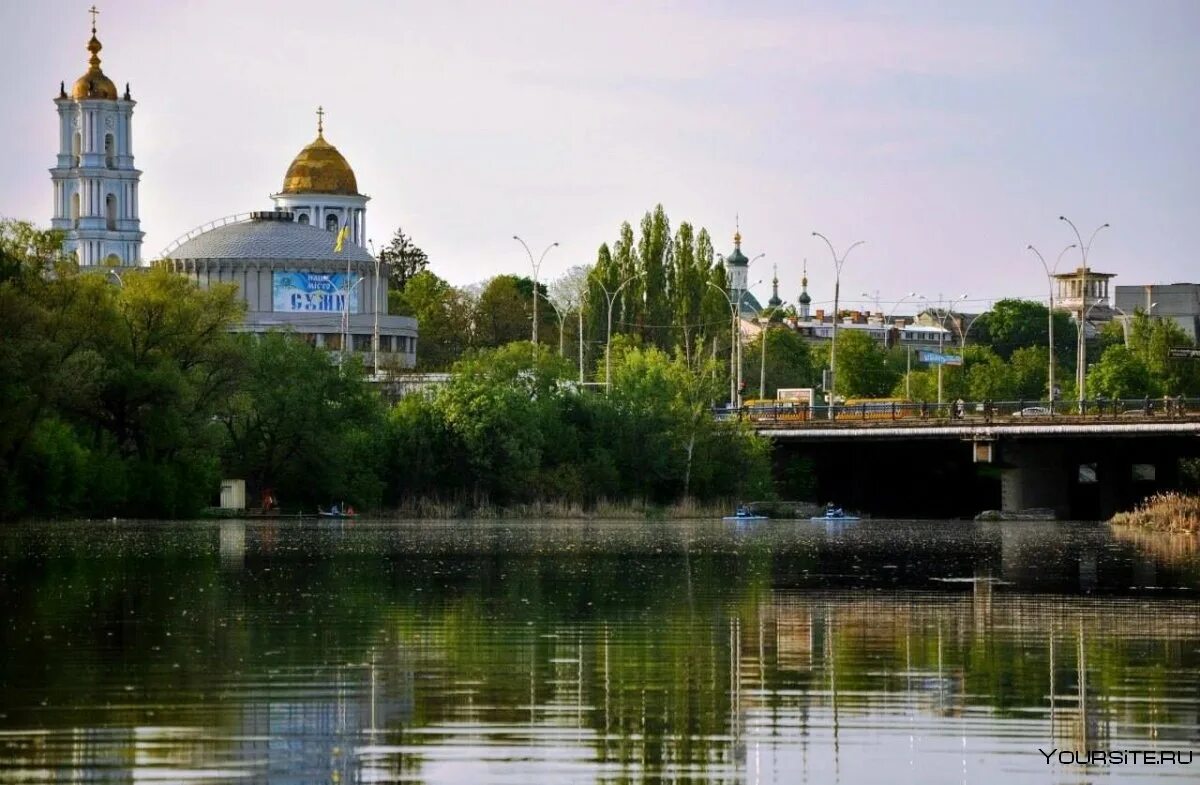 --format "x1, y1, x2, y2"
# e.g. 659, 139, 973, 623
1110, 524, 1200, 567
2, 523, 1198, 781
